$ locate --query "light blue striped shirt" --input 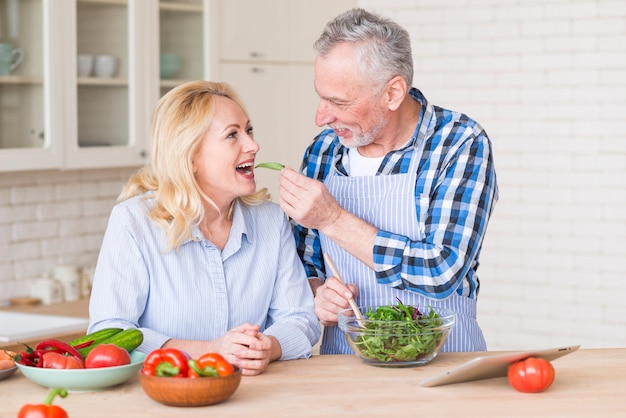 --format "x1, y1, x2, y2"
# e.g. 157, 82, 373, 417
88, 195, 321, 360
